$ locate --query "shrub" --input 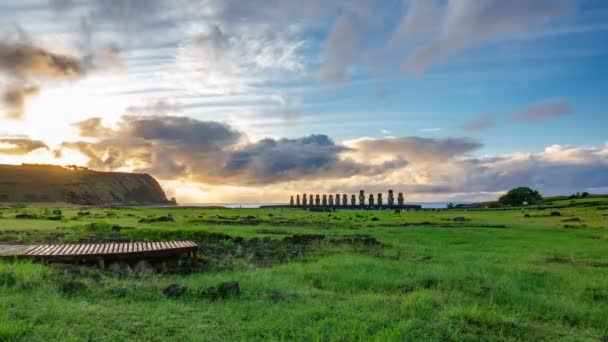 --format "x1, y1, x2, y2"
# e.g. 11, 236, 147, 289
0, 269, 17, 287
